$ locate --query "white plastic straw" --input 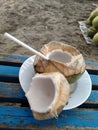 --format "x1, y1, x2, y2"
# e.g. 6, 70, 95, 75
4, 32, 49, 60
